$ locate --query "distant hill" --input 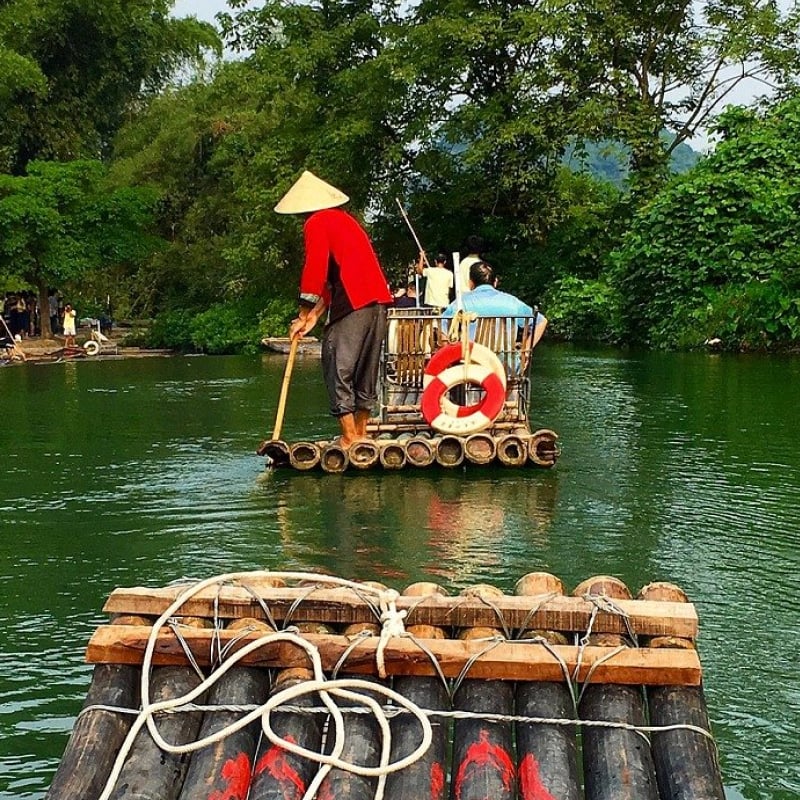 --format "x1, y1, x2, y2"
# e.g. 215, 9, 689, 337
564, 136, 701, 186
